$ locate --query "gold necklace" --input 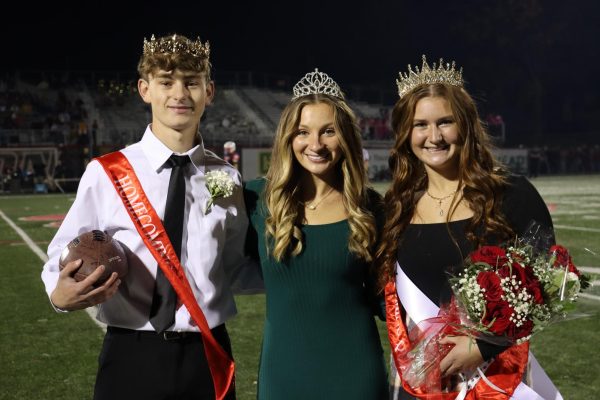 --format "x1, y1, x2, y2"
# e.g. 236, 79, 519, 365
304, 186, 335, 210
425, 190, 456, 216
